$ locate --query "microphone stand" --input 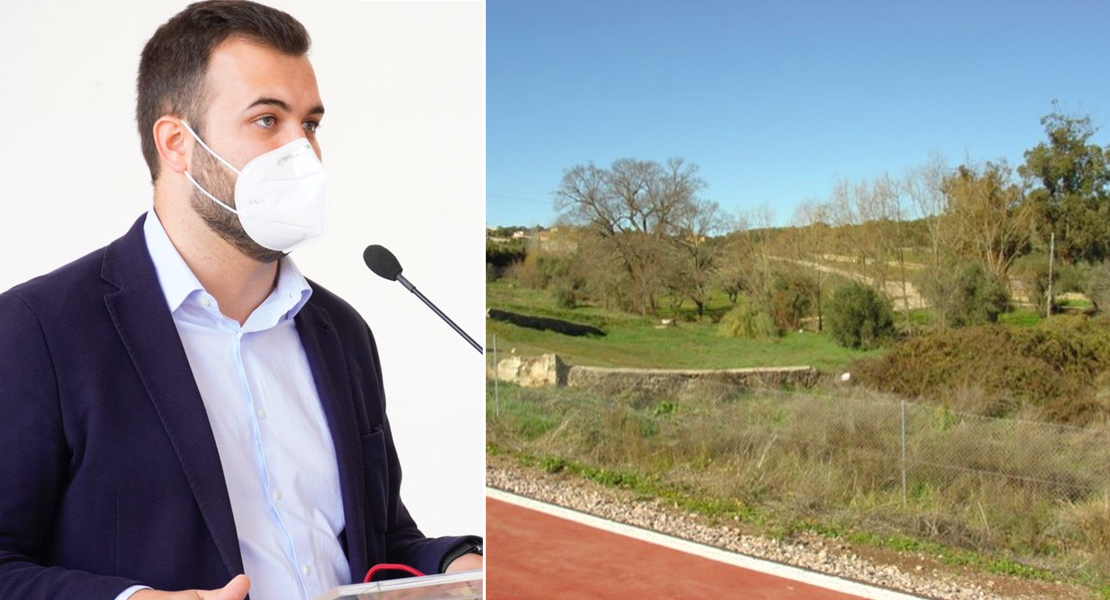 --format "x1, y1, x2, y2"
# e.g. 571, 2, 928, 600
396, 274, 483, 354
